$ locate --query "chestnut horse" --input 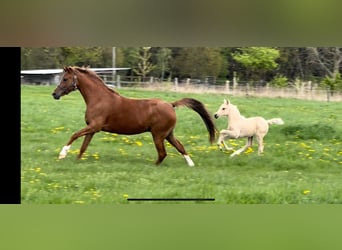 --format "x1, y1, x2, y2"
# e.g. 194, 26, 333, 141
52, 66, 216, 166
214, 99, 284, 157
